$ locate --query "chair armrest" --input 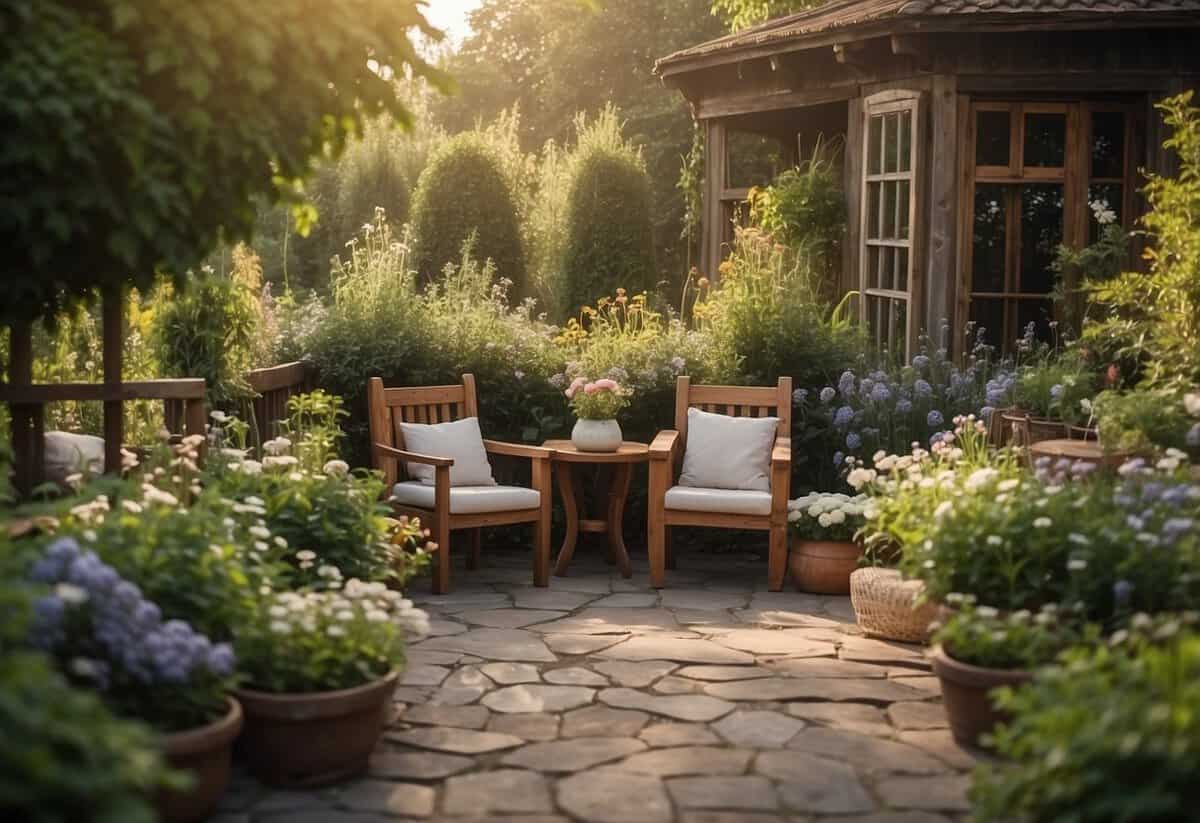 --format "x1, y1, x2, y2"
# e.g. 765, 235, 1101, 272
771, 437, 792, 468
482, 439, 554, 460
374, 443, 455, 467
649, 430, 680, 461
